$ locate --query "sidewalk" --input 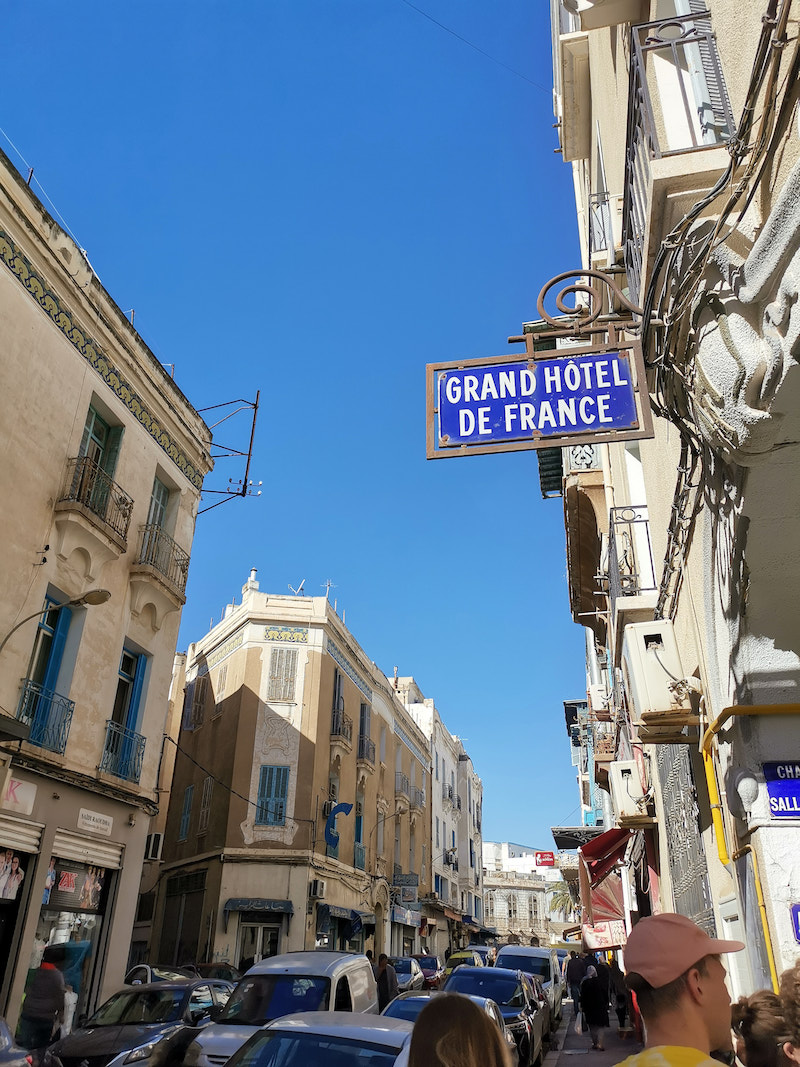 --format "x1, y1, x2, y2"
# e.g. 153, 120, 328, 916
543, 1000, 643, 1067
